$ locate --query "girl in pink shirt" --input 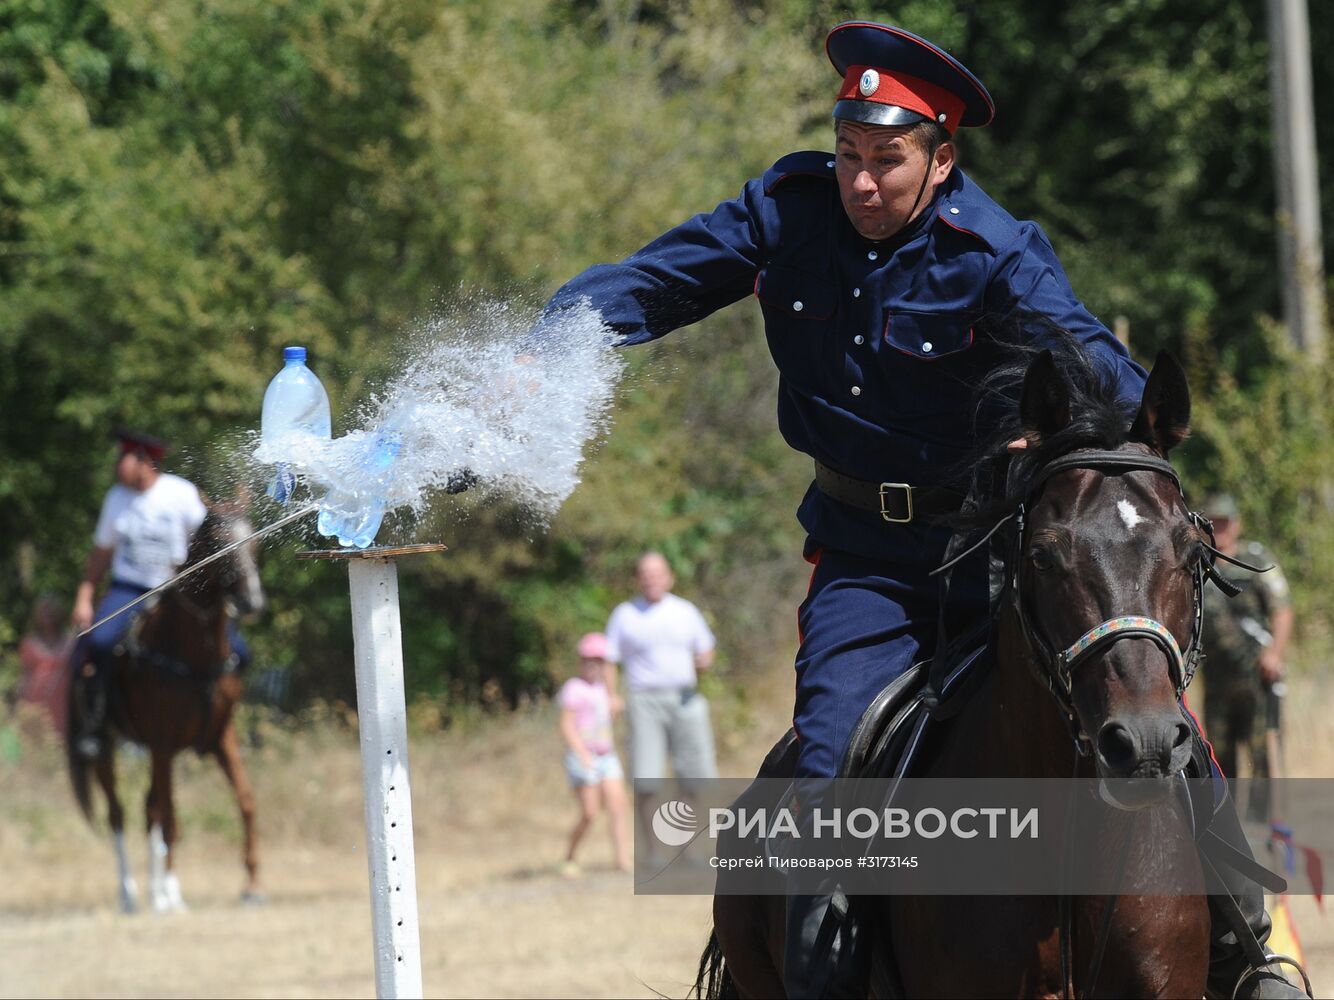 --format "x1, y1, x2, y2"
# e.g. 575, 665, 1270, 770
558, 633, 630, 875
